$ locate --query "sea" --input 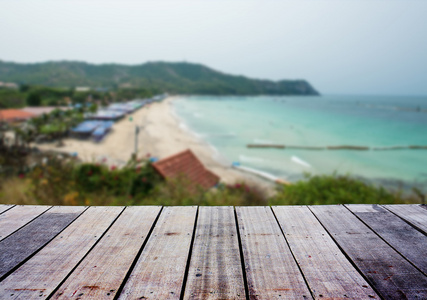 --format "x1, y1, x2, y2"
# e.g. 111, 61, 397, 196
172, 95, 427, 191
